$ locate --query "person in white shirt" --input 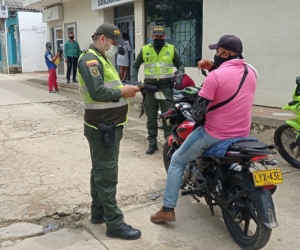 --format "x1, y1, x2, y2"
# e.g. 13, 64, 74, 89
117, 33, 132, 82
